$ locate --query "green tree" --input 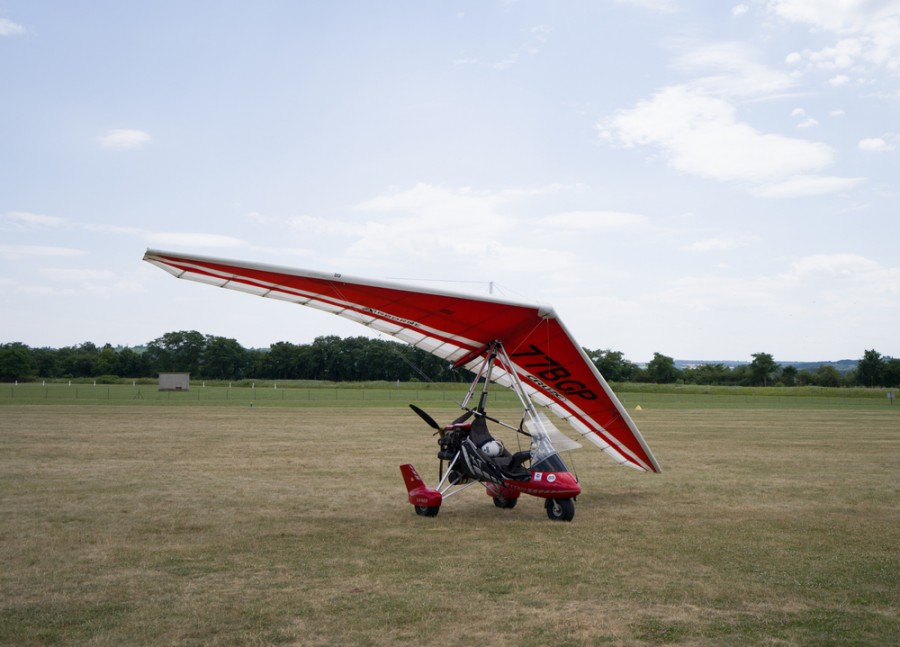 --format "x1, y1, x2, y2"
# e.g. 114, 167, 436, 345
0, 342, 34, 381
646, 352, 679, 384
202, 335, 248, 379
883, 358, 900, 388
856, 349, 884, 387
30, 347, 59, 377
262, 342, 309, 379
95, 344, 119, 376
309, 335, 345, 380
146, 331, 205, 374
682, 363, 734, 385
750, 352, 778, 386
56, 342, 100, 377
815, 364, 841, 387
780, 365, 798, 387
588, 348, 636, 382
112, 347, 151, 377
